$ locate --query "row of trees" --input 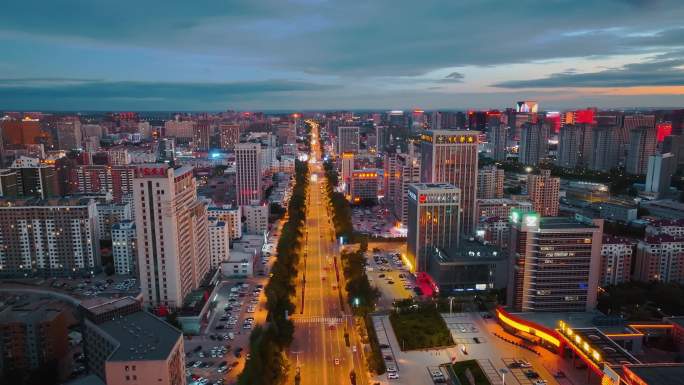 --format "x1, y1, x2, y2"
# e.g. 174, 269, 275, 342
238, 160, 309, 385
320, 158, 386, 374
